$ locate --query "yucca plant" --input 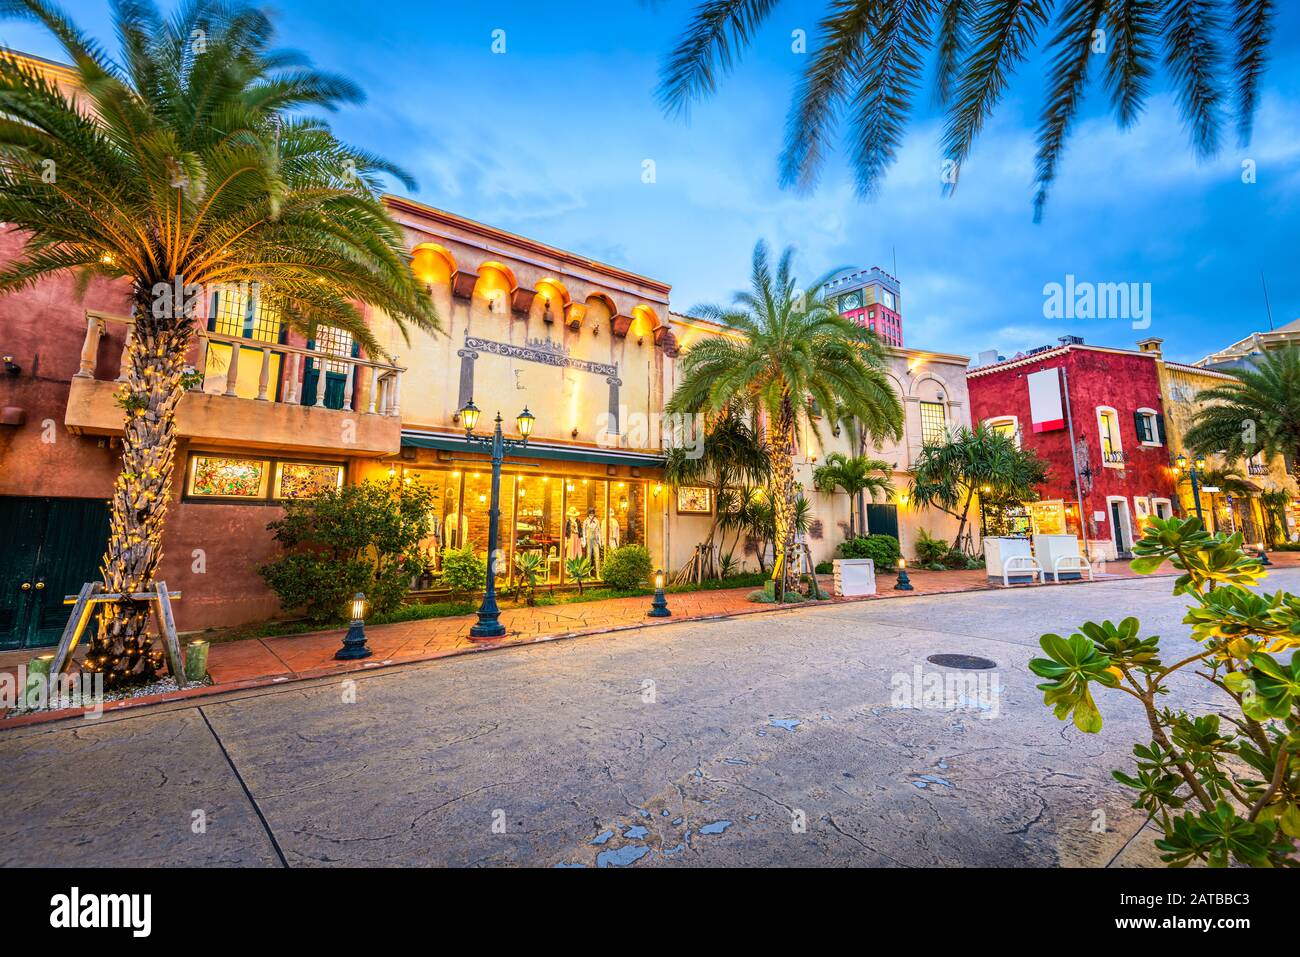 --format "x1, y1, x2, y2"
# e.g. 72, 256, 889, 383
512, 551, 545, 606
666, 240, 902, 598
658, 0, 1277, 217
0, 0, 438, 686
565, 555, 593, 595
